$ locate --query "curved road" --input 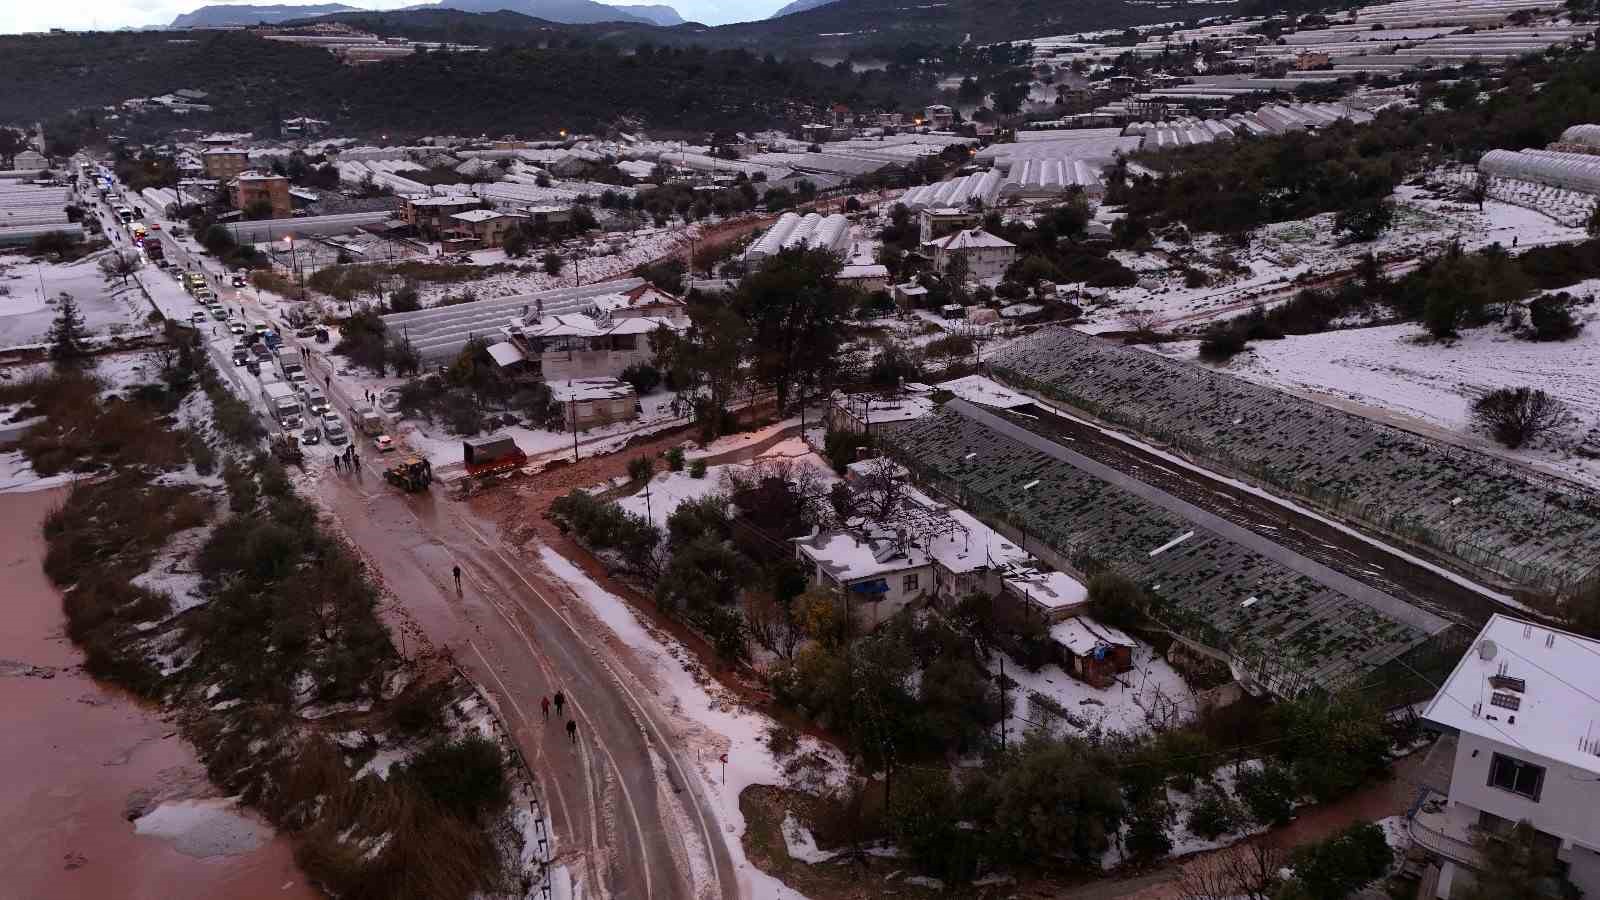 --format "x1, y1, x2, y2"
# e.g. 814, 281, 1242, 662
82, 169, 738, 900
